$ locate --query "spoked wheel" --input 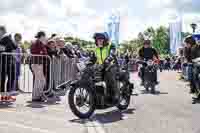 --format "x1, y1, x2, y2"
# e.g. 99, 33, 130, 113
144, 81, 149, 92
150, 84, 156, 94
68, 86, 95, 119
194, 88, 200, 99
117, 82, 131, 110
